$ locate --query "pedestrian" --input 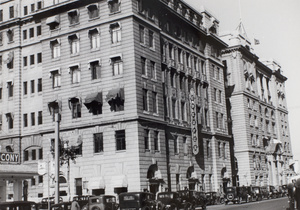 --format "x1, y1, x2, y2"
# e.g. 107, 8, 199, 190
71, 200, 80, 210
295, 178, 300, 210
